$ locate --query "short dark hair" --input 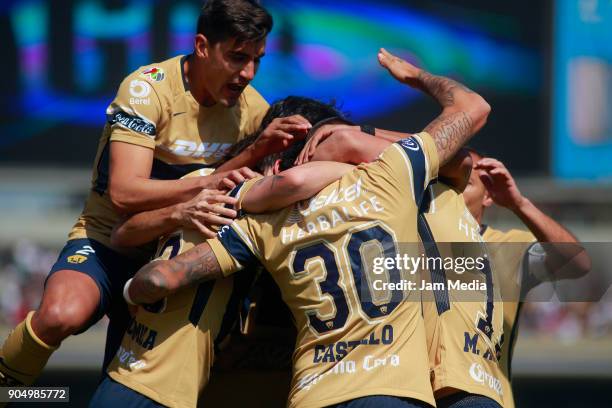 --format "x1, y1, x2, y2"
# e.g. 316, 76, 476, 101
219, 96, 349, 172
197, 0, 273, 45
